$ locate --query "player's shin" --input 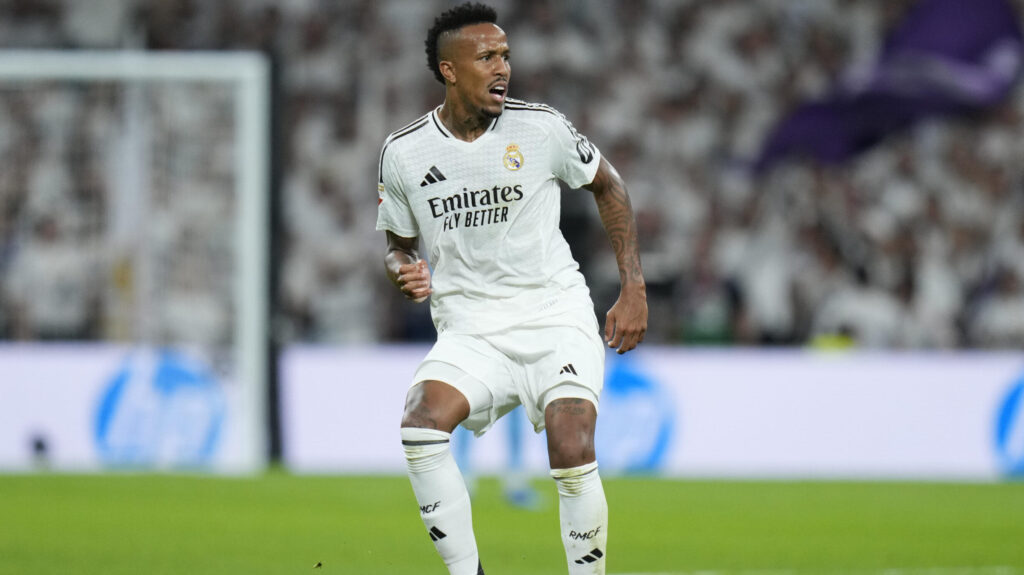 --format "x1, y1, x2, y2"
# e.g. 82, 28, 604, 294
401, 427, 481, 575
551, 462, 608, 574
